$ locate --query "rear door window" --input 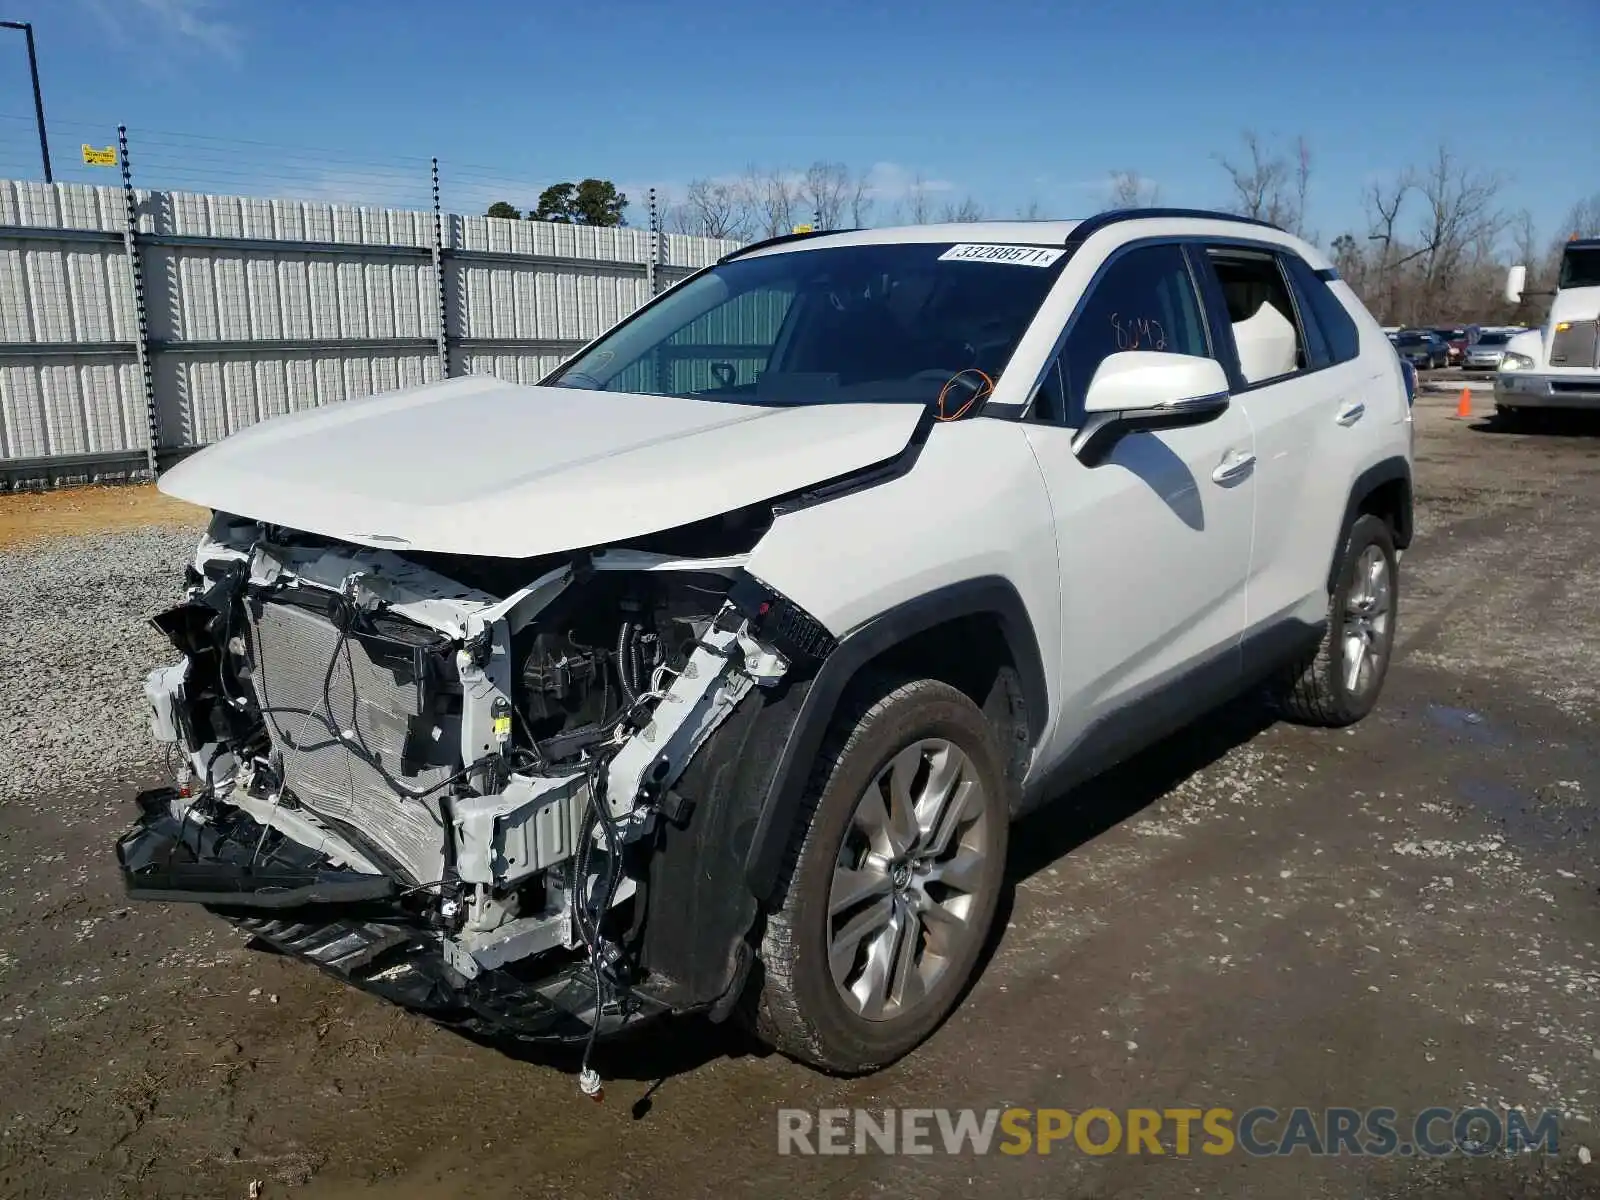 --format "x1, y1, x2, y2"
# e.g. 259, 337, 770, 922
1202, 249, 1309, 385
